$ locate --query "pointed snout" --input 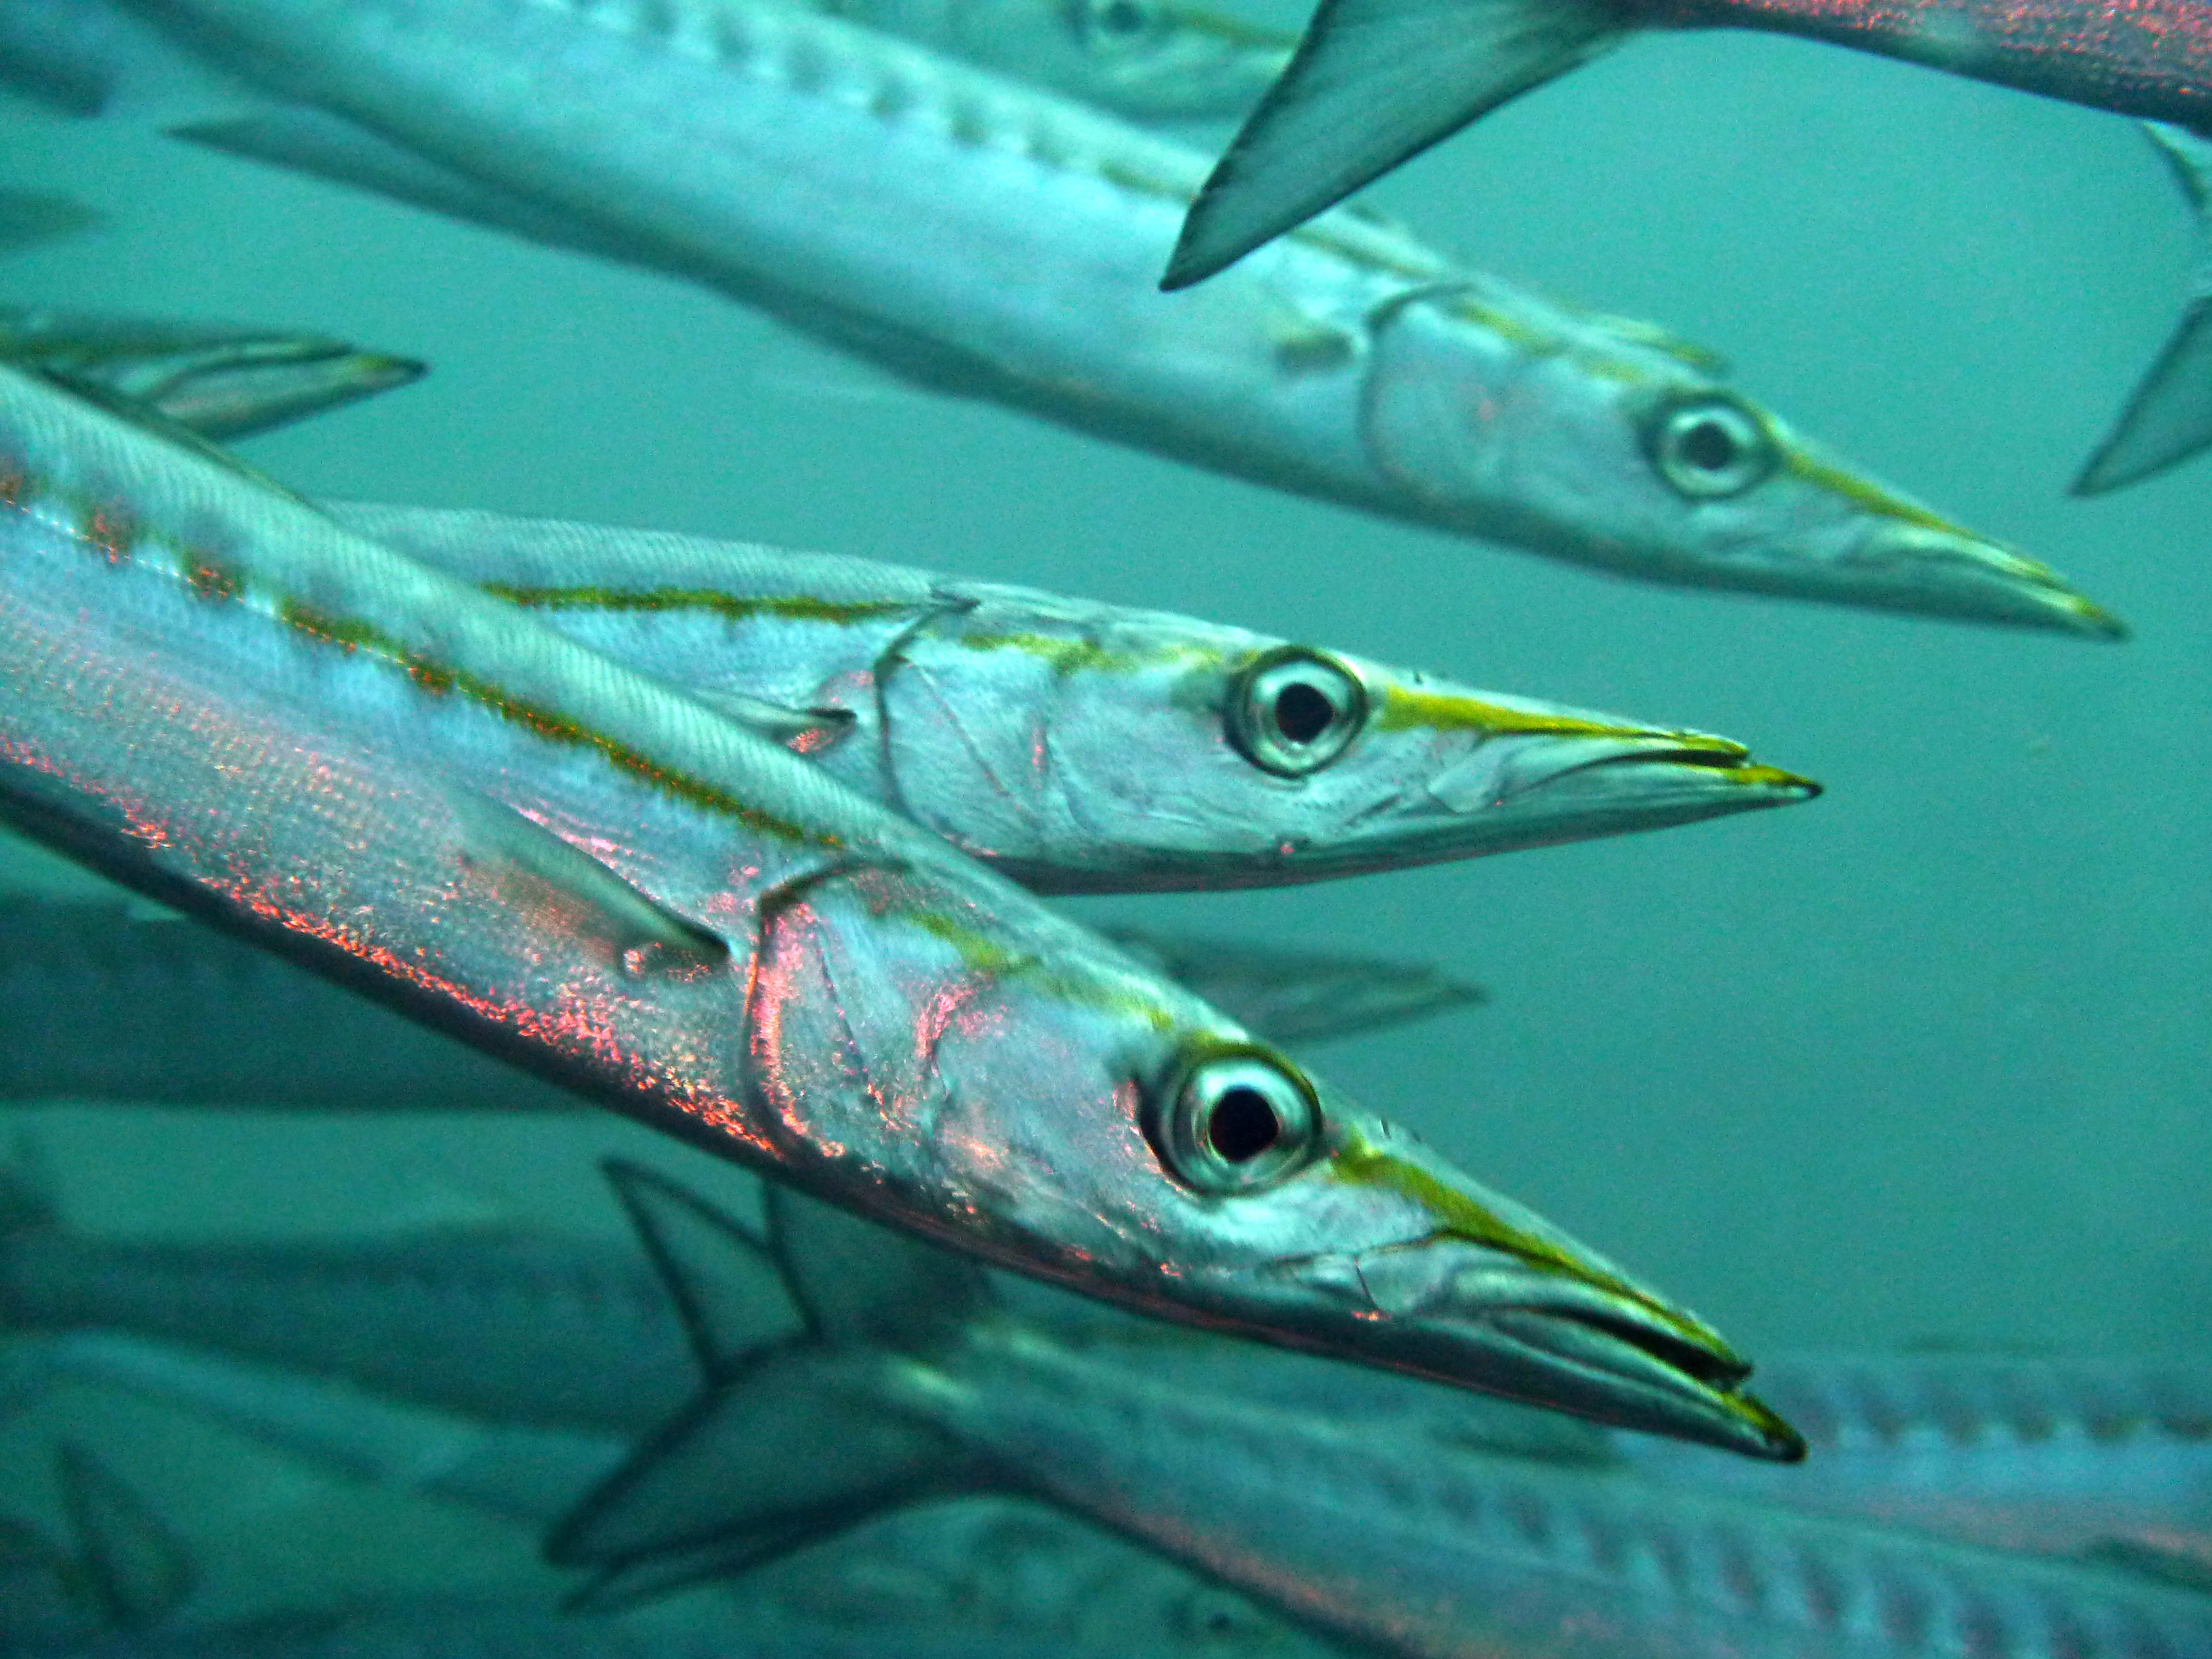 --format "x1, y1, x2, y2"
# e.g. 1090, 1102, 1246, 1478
1402, 688, 1818, 843
1846, 523, 2127, 641
1303, 1133, 1803, 1462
